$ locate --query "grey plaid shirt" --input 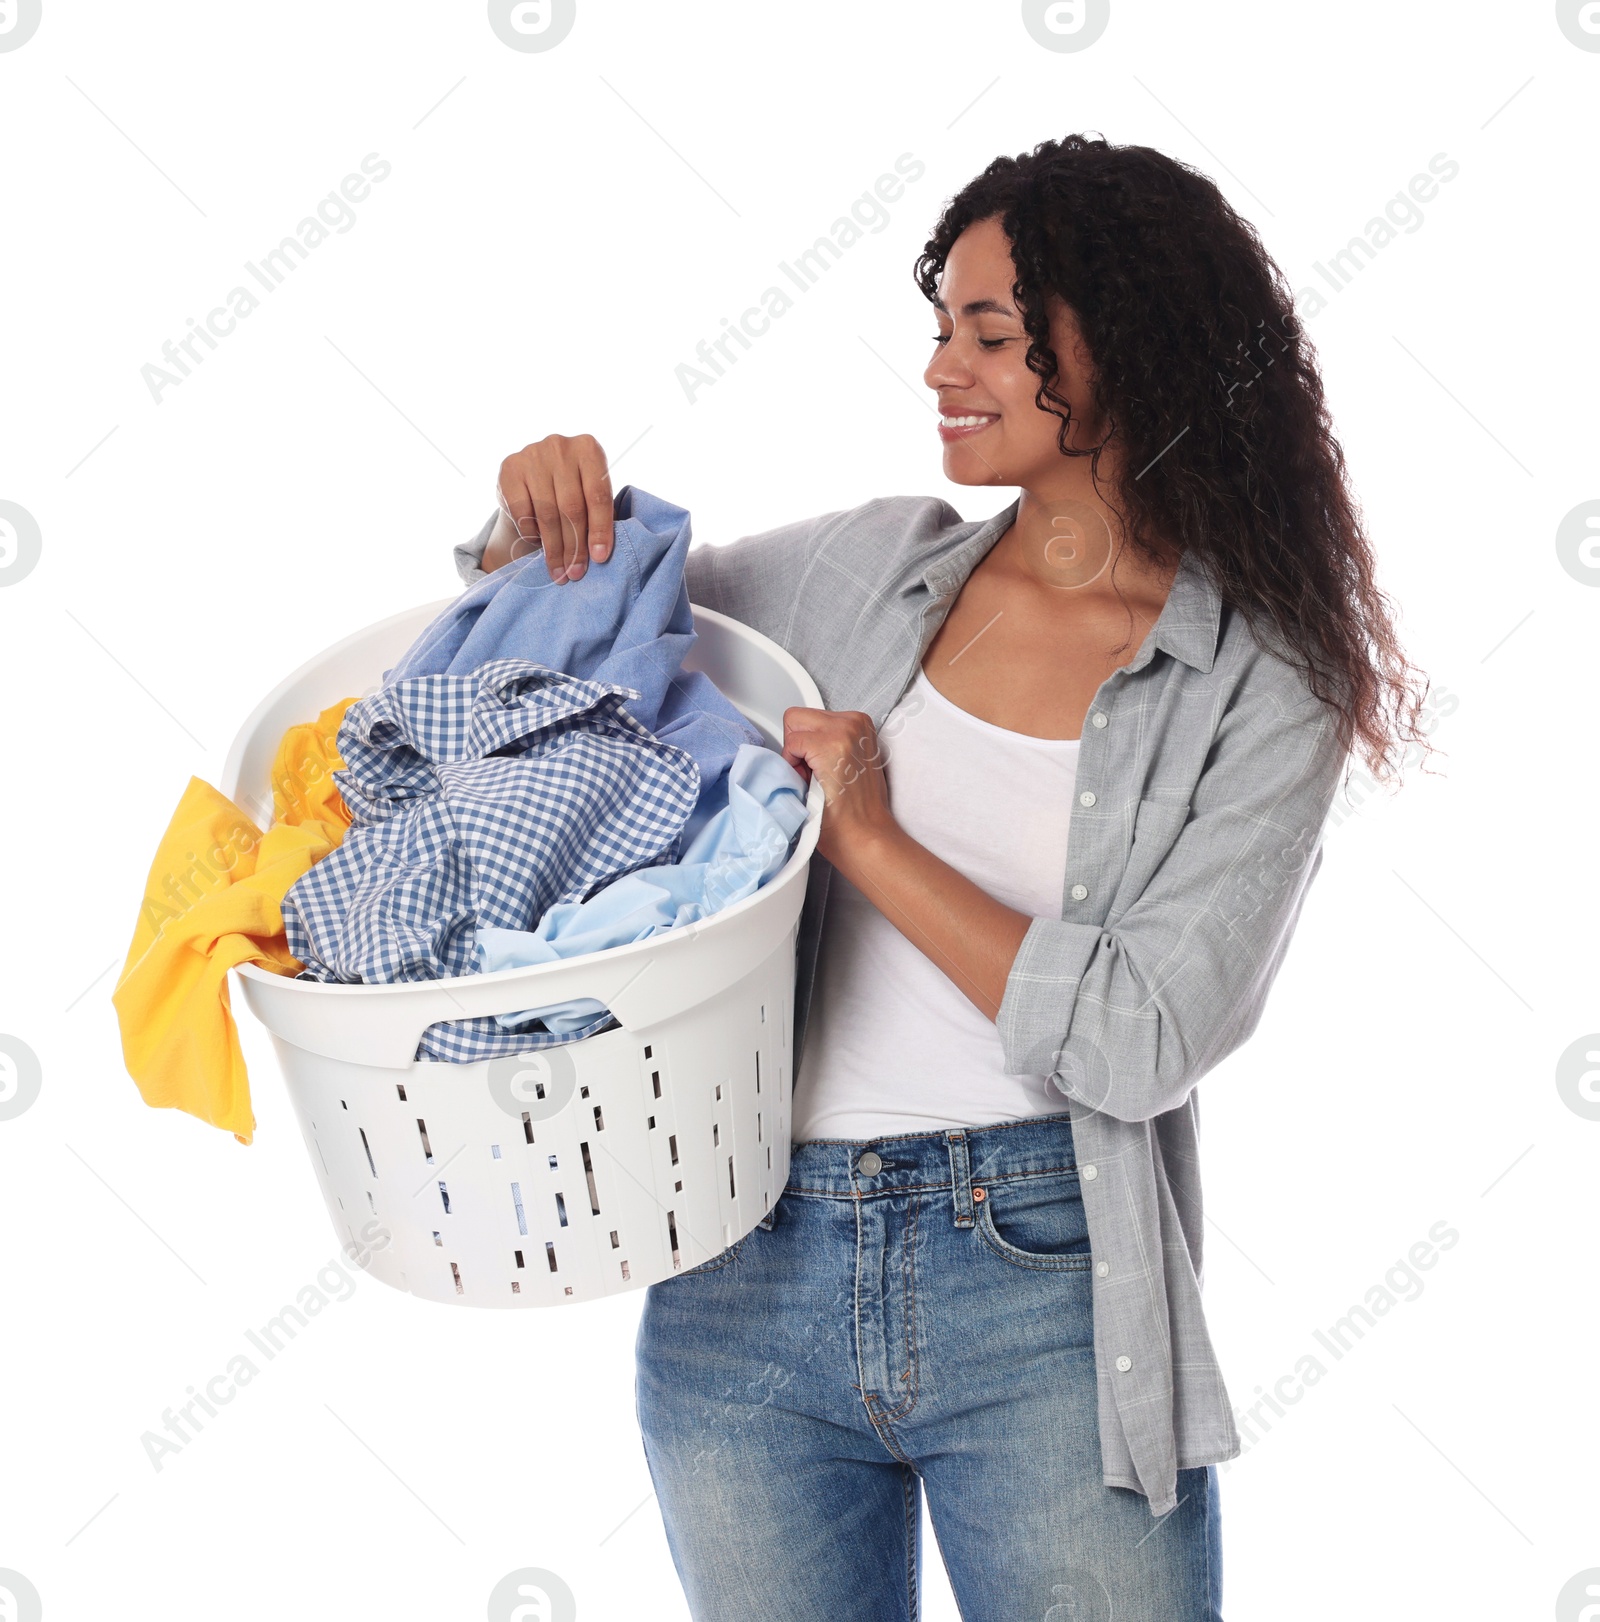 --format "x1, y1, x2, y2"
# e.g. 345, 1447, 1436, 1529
455, 492, 1349, 1517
